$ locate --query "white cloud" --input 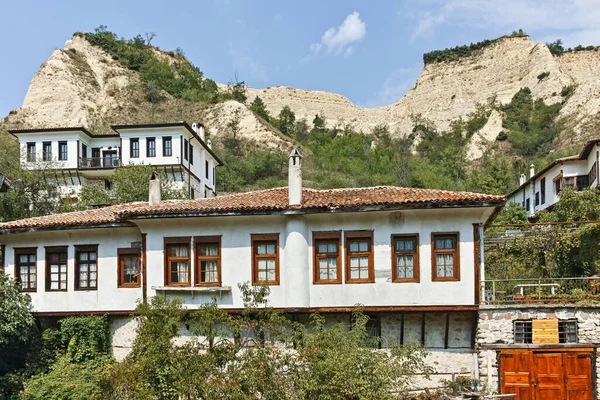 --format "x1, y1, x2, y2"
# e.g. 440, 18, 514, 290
362, 64, 422, 108
405, 0, 600, 46
311, 12, 366, 56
